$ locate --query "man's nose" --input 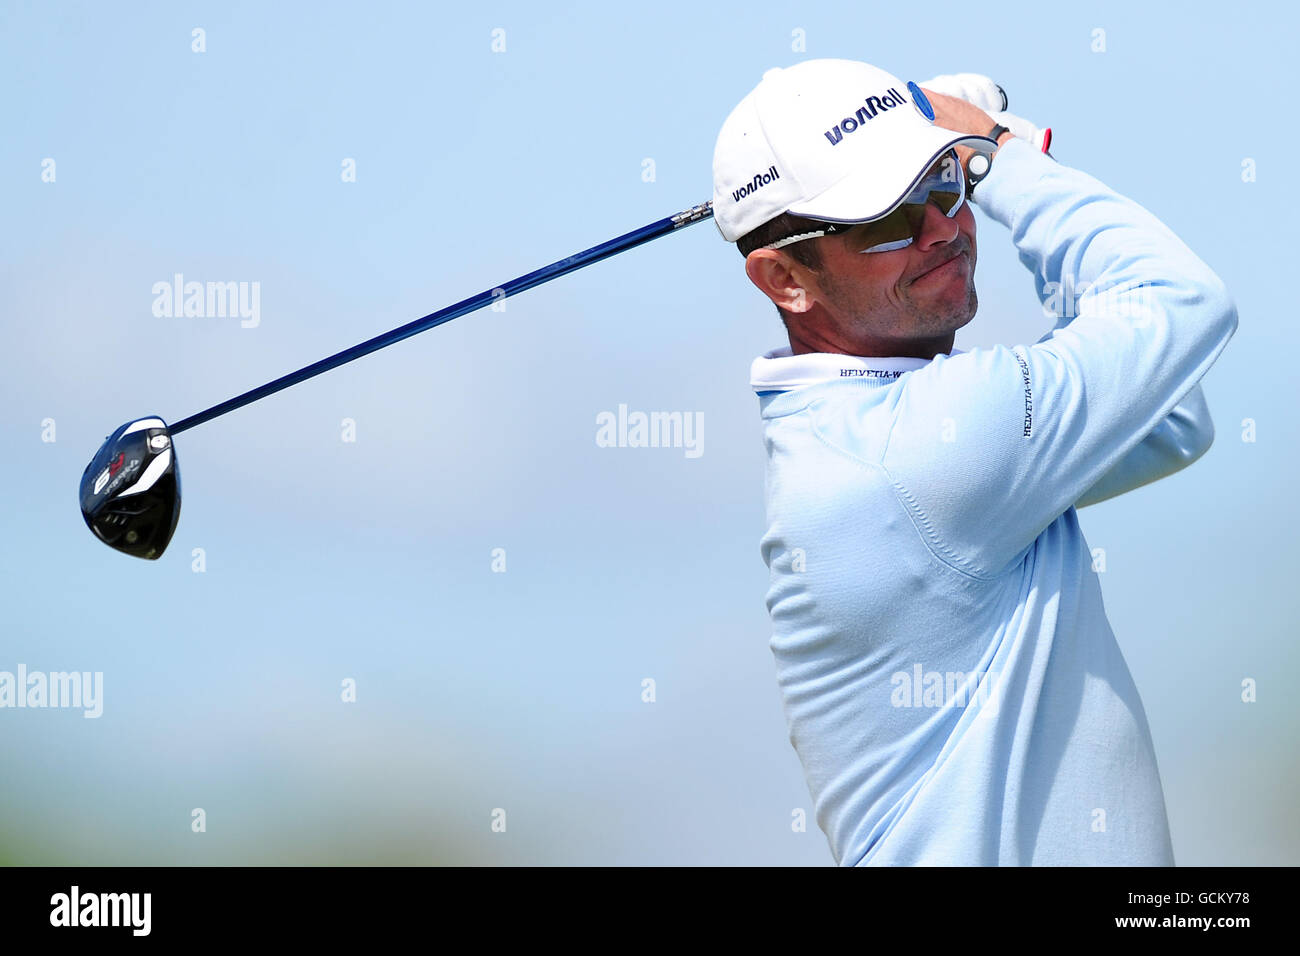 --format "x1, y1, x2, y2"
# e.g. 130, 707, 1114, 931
914, 198, 961, 249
